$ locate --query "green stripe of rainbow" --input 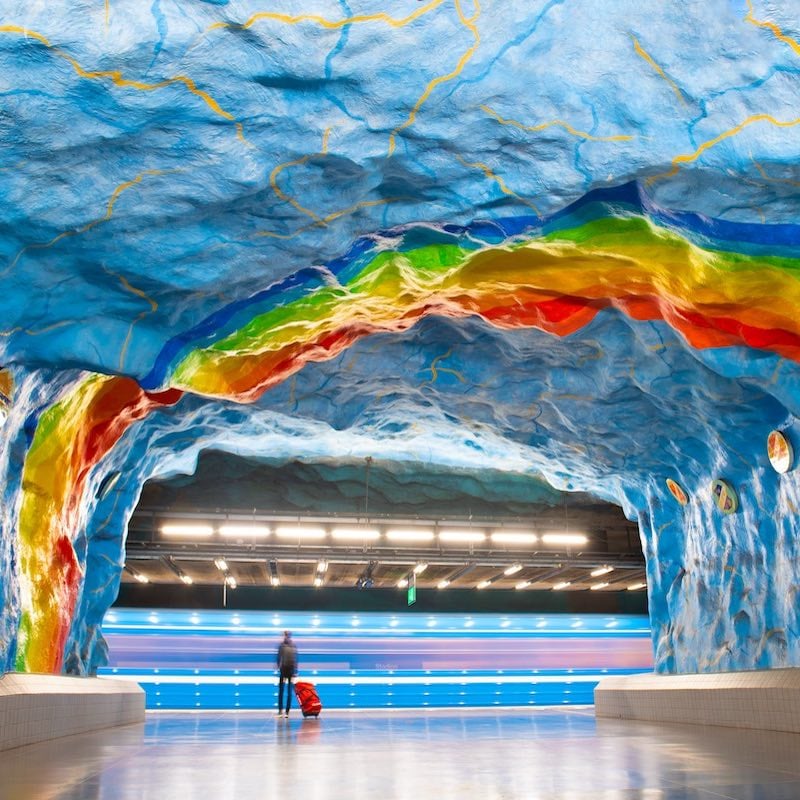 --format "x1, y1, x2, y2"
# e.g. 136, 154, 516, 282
16, 214, 800, 671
